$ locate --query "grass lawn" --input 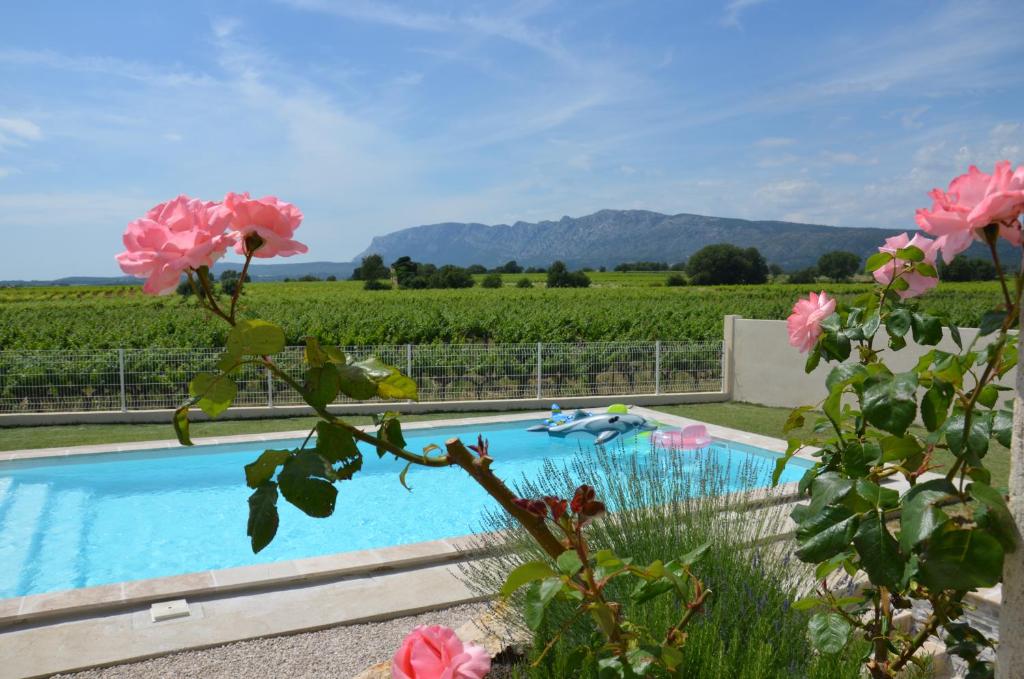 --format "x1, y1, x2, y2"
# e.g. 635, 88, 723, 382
0, 410, 531, 452
654, 401, 1011, 489
3, 401, 1010, 488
